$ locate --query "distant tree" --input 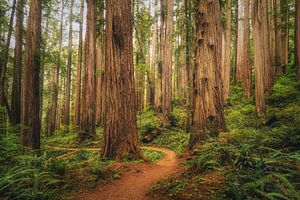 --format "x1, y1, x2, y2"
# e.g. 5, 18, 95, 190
0, 0, 16, 133
243, 0, 251, 98
74, 0, 84, 127
47, 0, 64, 135
63, 0, 74, 126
